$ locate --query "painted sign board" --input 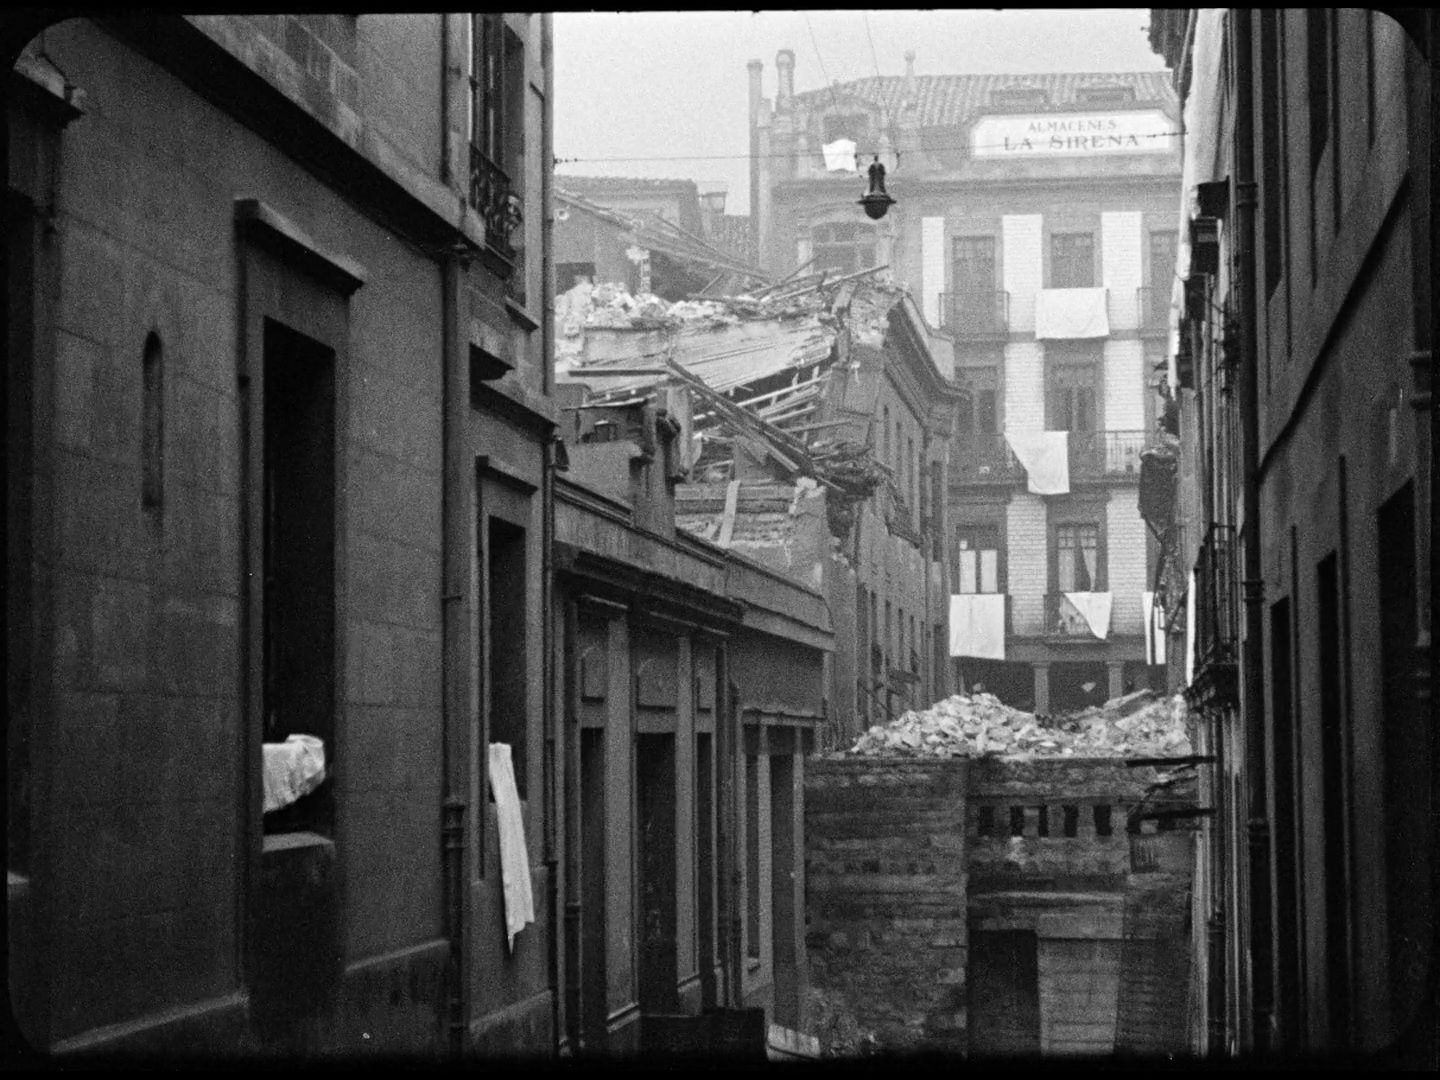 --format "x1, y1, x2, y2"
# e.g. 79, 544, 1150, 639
971, 110, 1176, 157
